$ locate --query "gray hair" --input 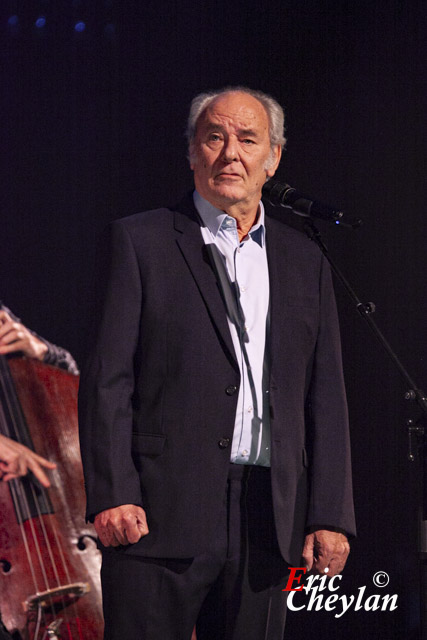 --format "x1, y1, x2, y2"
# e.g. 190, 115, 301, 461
186, 86, 287, 161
